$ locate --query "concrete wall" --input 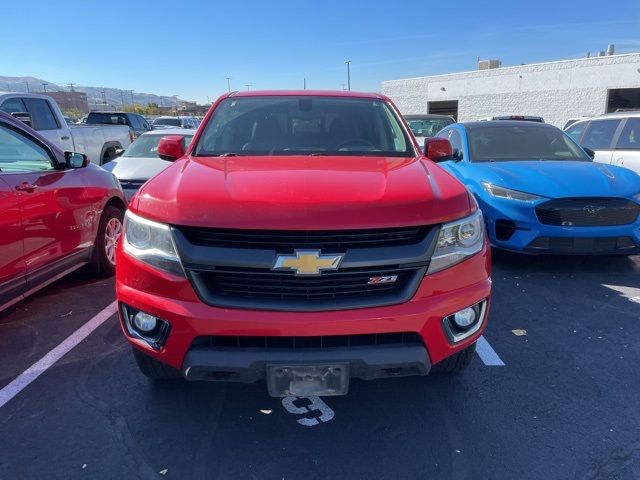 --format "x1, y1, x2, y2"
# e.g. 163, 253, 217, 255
381, 53, 640, 127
